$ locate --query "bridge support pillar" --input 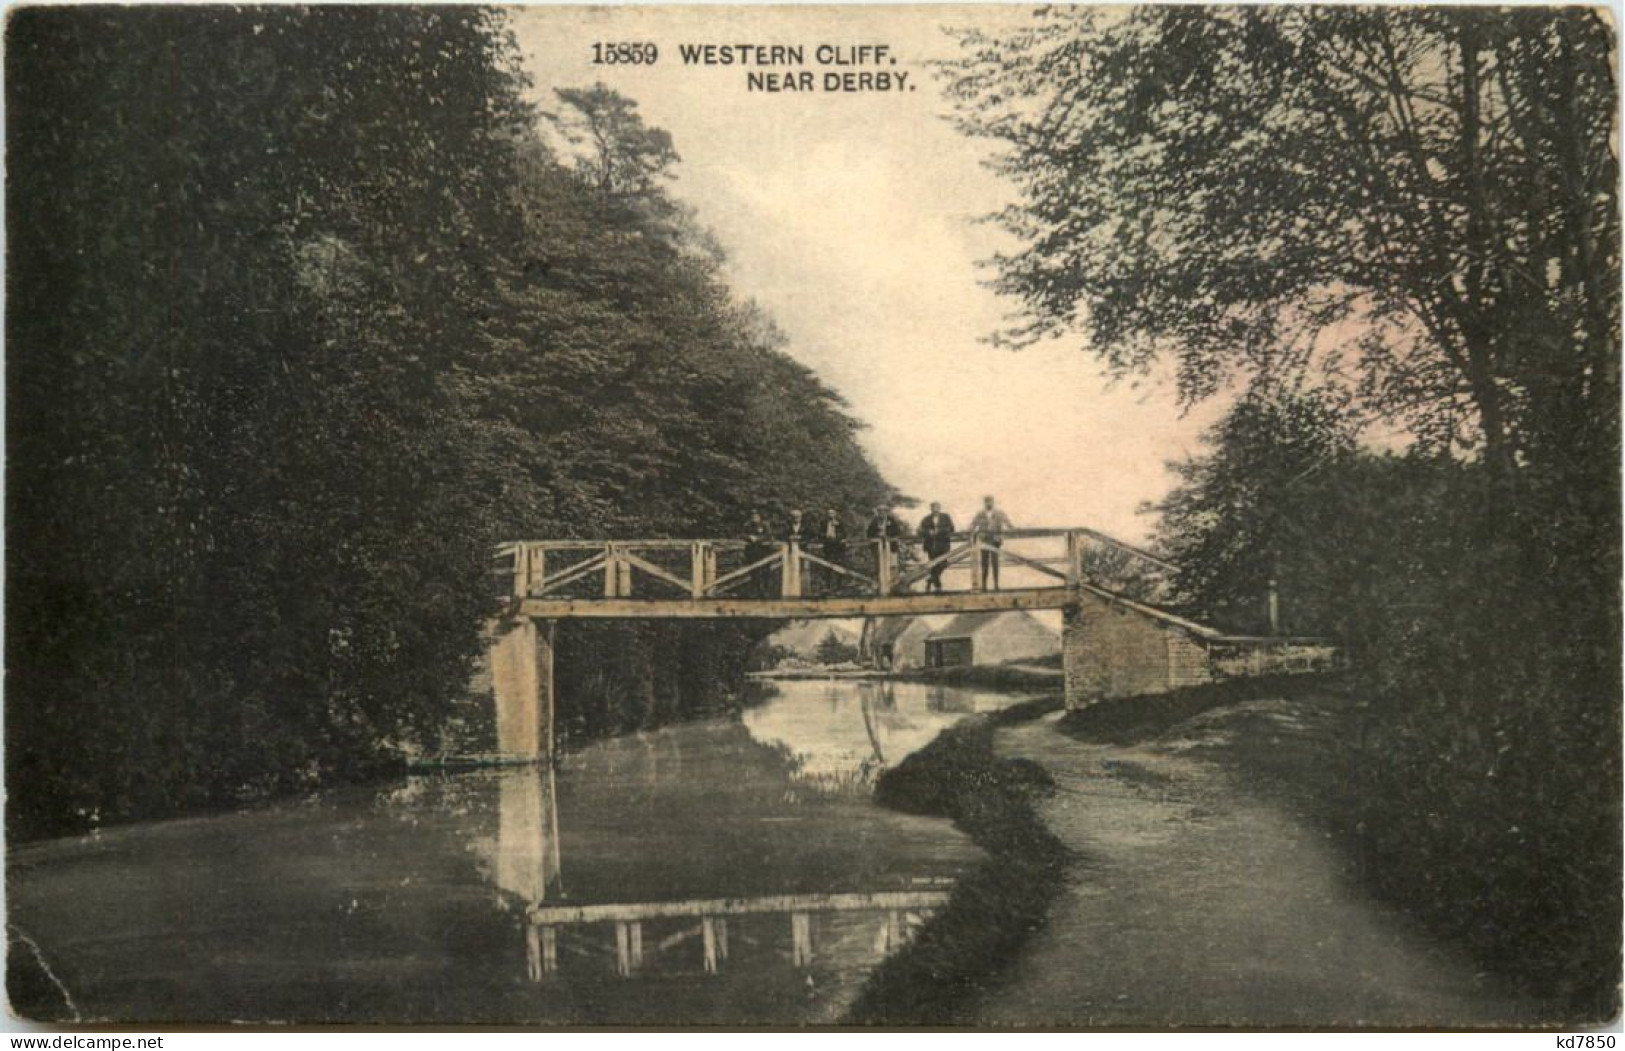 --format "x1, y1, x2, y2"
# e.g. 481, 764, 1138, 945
1061, 599, 1098, 711
489, 617, 556, 760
